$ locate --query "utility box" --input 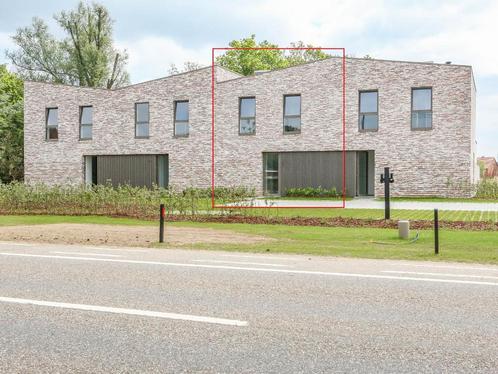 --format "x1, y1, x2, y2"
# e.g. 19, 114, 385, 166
398, 220, 410, 239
